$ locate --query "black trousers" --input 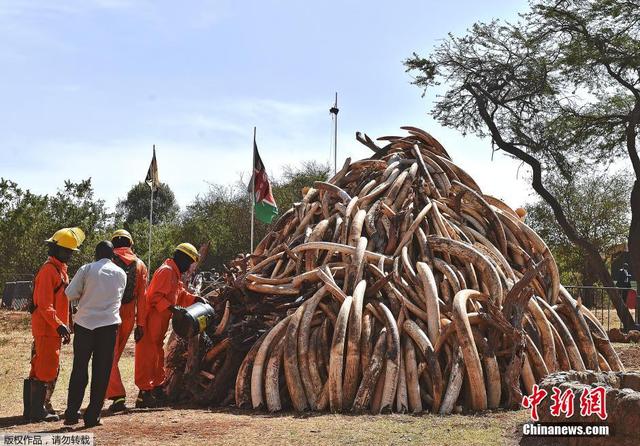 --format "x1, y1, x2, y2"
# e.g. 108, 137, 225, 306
65, 323, 118, 422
